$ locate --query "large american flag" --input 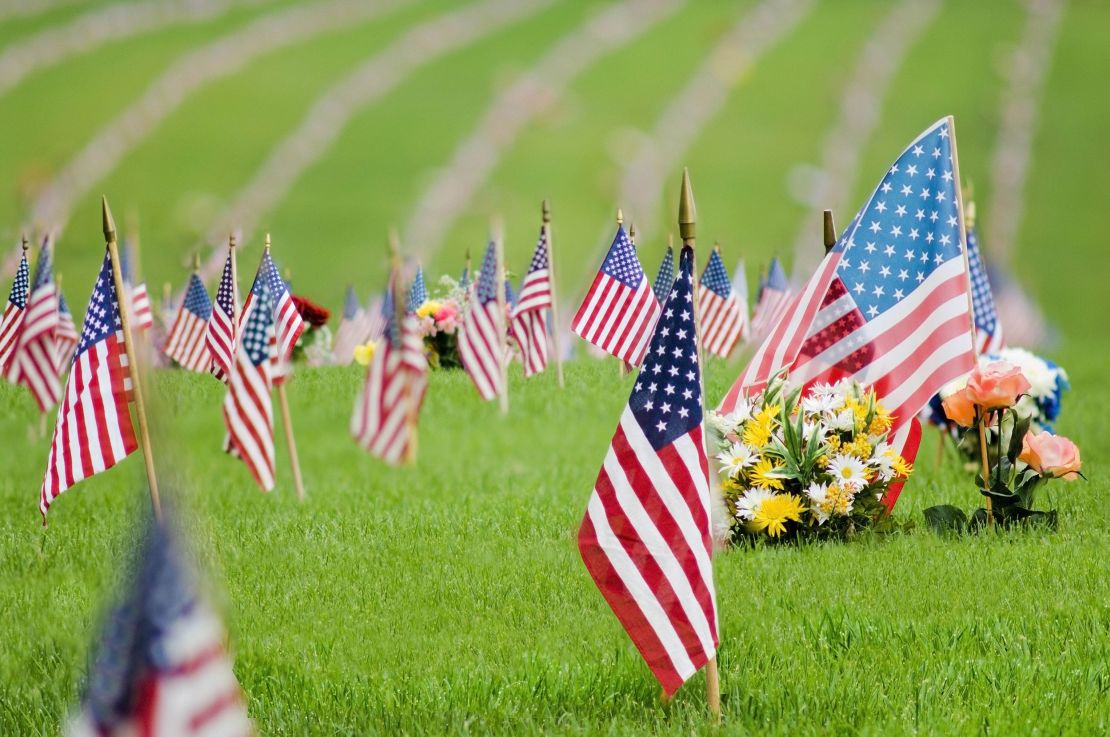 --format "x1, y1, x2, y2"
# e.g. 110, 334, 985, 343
578, 244, 718, 696
40, 251, 137, 520
719, 118, 977, 509
351, 280, 427, 463
55, 286, 79, 373
164, 274, 214, 372
406, 265, 427, 312
572, 225, 661, 367
66, 517, 253, 737
966, 226, 1004, 354
8, 236, 61, 412
0, 246, 29, 375
510, 228, 552, 377
748, 256, 791, 341
207, 248, 239, 381
120, 242, 154, 332
652, 246, 675, 306
332, 284, 368, 365
698, 248, 744, 358
223, 283, 275, 491
458, 243, 506, 401
242, 249, 304, 362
